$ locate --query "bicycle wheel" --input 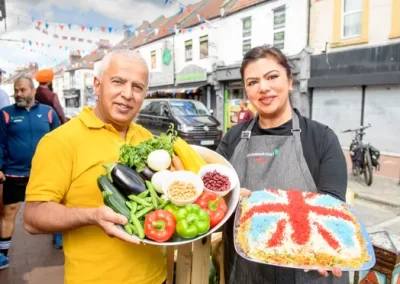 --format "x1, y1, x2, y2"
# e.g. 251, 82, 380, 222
364, 150, 373, 186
